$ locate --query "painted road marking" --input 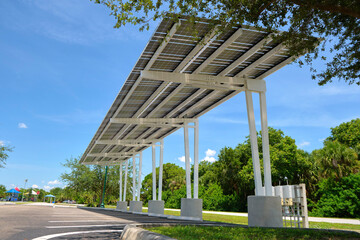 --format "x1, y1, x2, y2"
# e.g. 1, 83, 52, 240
32, 229, 123, 240
49, 220, 125, 223
46, 224, 127, 229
